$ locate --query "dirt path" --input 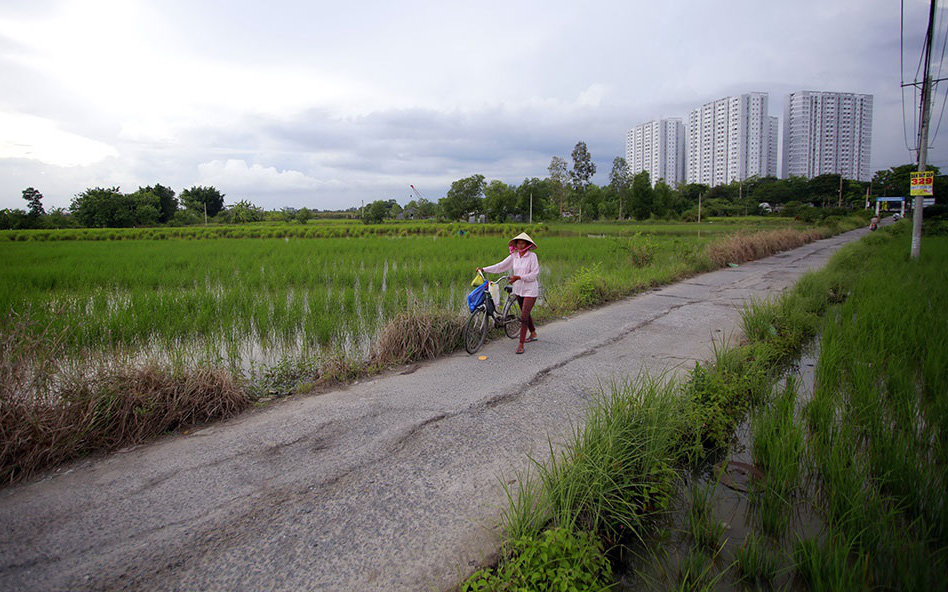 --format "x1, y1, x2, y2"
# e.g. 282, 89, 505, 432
0, 227, 871, 591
